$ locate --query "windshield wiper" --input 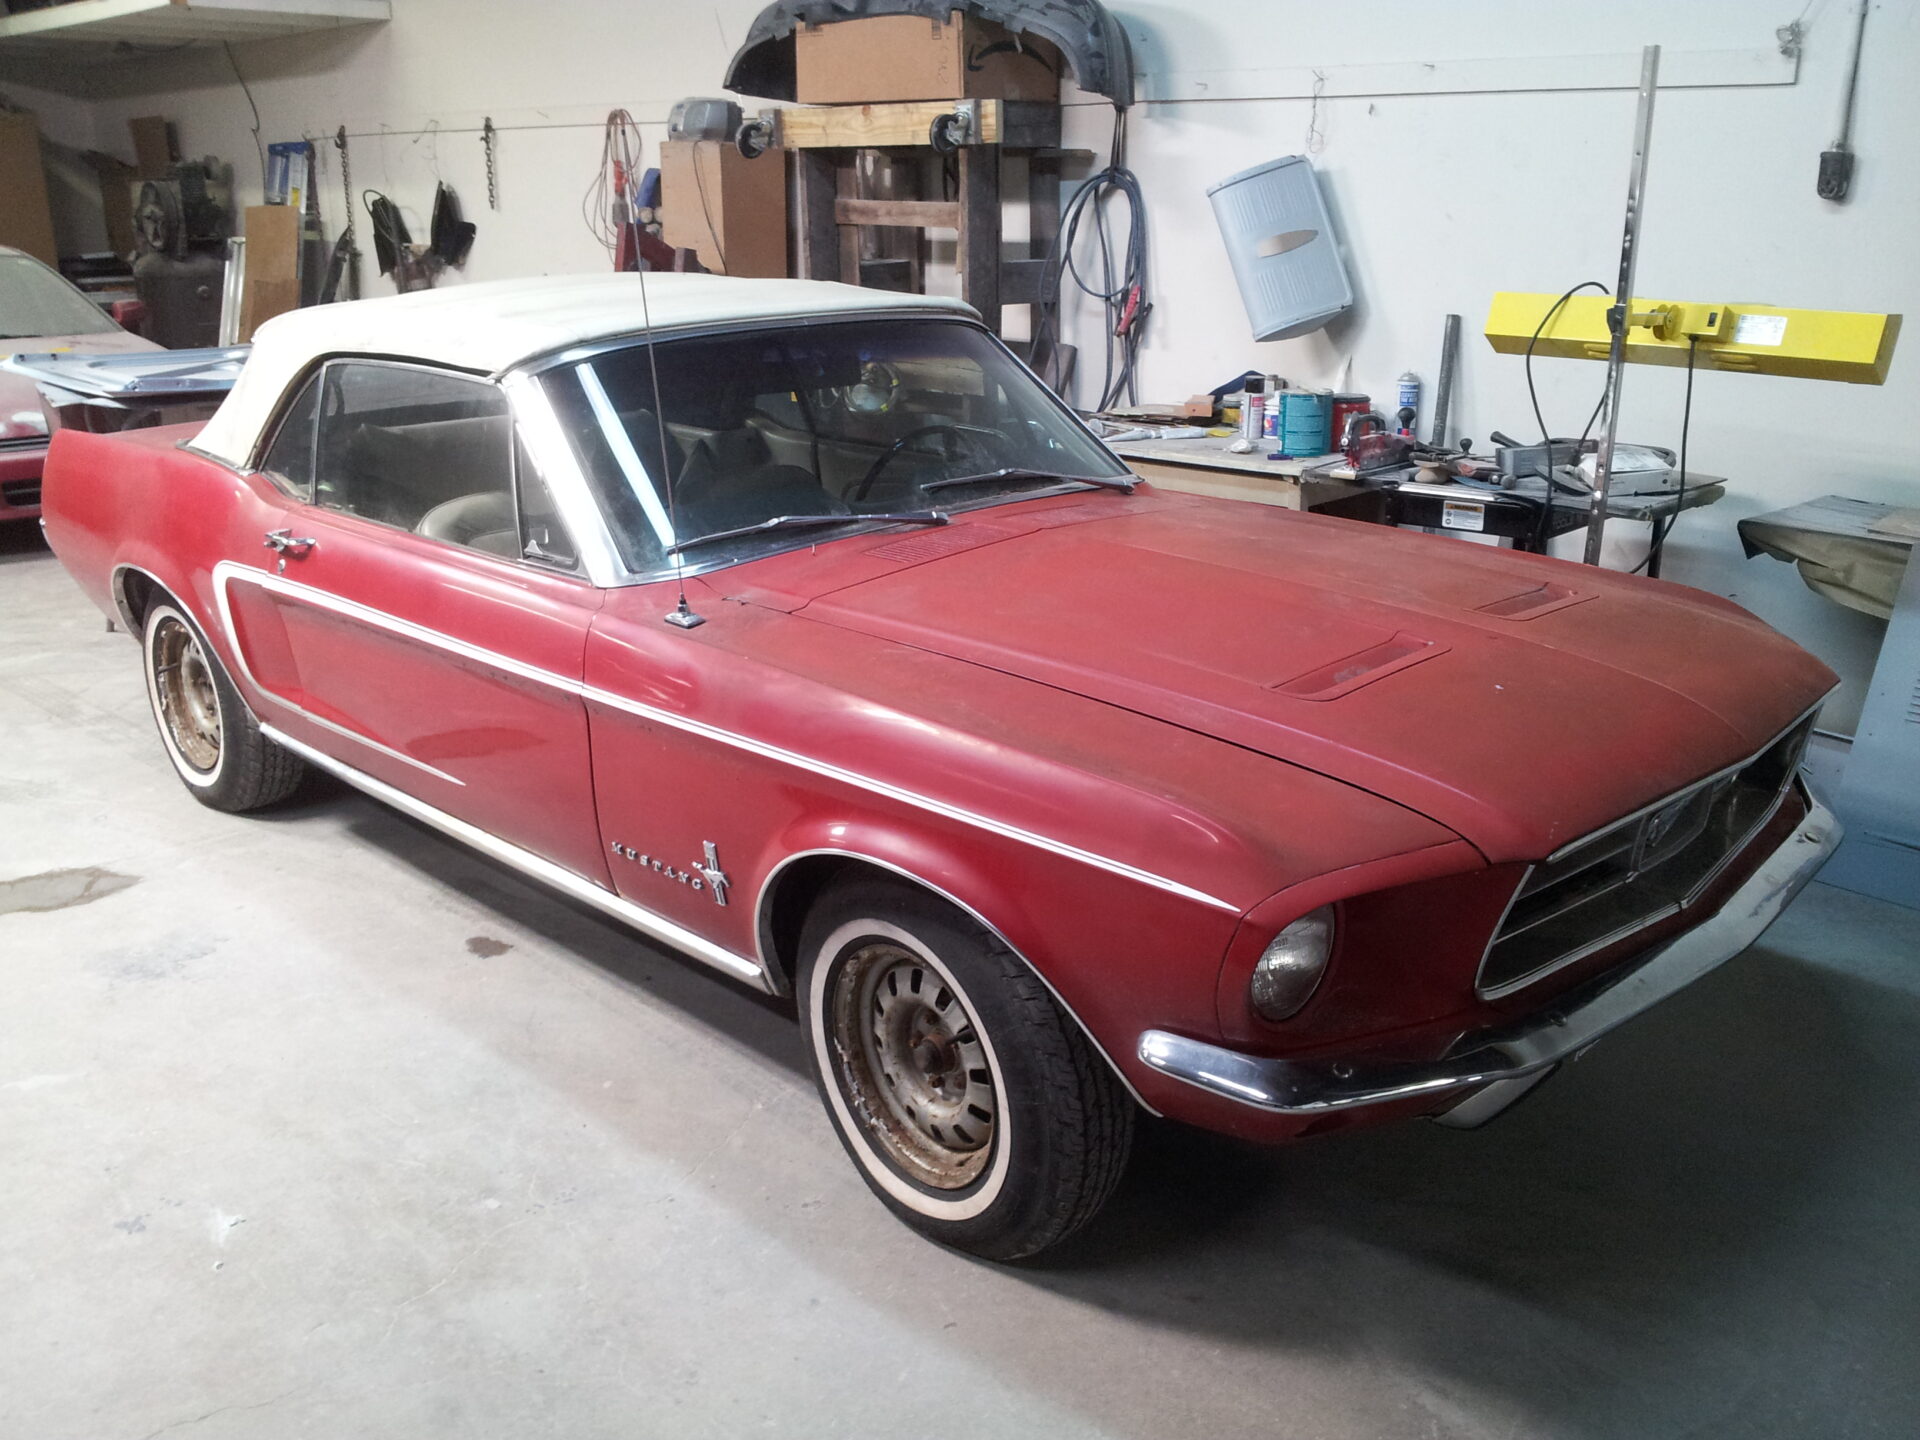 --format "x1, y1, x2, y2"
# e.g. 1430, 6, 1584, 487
917, 468, 1135, 496
668, 510, 948, 556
